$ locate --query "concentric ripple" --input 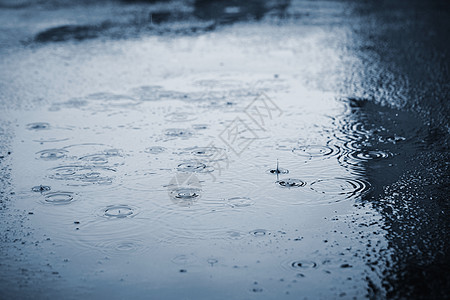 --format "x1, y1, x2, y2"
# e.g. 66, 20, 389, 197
334, 118, 388, 143
62, 144, 123, 160
36, 149, 68, 160
49, 165, 116, 185
347, 150, 392, 161
31, 185, 51, 192
177, 162, 214, 173
292, 145, 341, 159
43, 192, 74, 205
227, 197, 254, 208
183, 146, 226, 160
250, 229, 270, 237
310, 177, 371, 199
276, 178, 306, 188
27, 122, 50, 130
172, 254, 197, 265
103, 205, 136, 218
169, 188, 201, 207
77, 148, 123, 165
78, 154, 109, 164
92, 238, 148, 256
289, 260, 318, 270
